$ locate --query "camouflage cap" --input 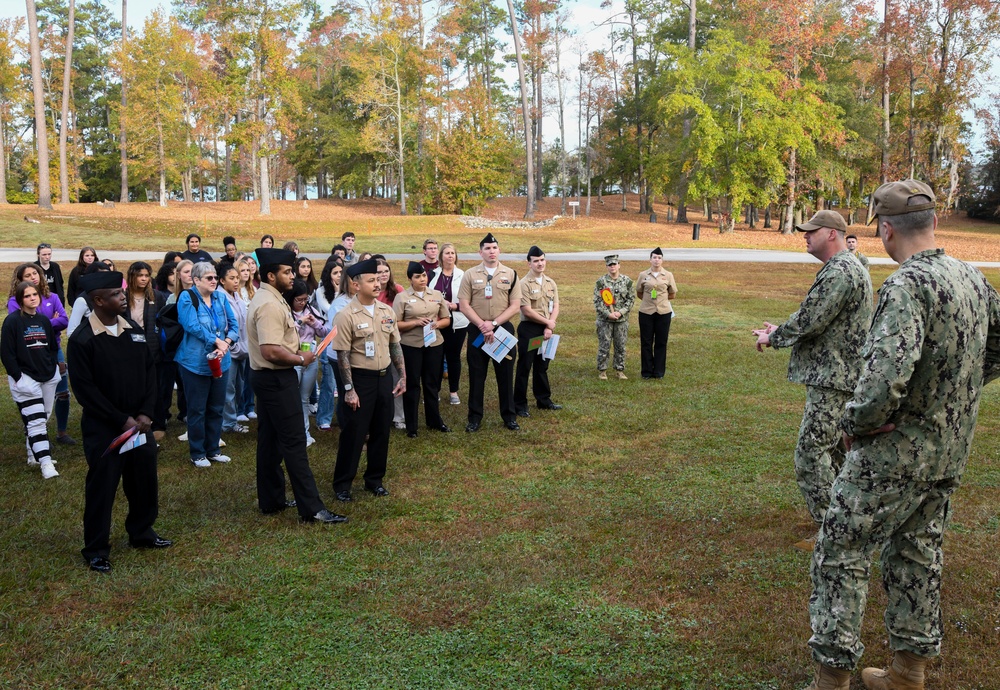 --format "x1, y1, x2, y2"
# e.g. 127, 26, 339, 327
796, 209, 847, 233
604, 254, 619, 265
866, 179, 936, 225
